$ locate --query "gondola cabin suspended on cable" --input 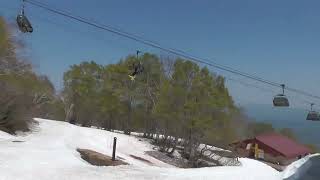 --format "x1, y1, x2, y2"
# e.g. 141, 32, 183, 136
306, 111, 319, 121
306, 103, 320, 121
16, 0, 33, 33
273, 84, 289, 107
